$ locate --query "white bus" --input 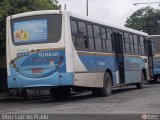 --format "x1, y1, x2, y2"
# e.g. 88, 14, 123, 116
6, 10, 154, 98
